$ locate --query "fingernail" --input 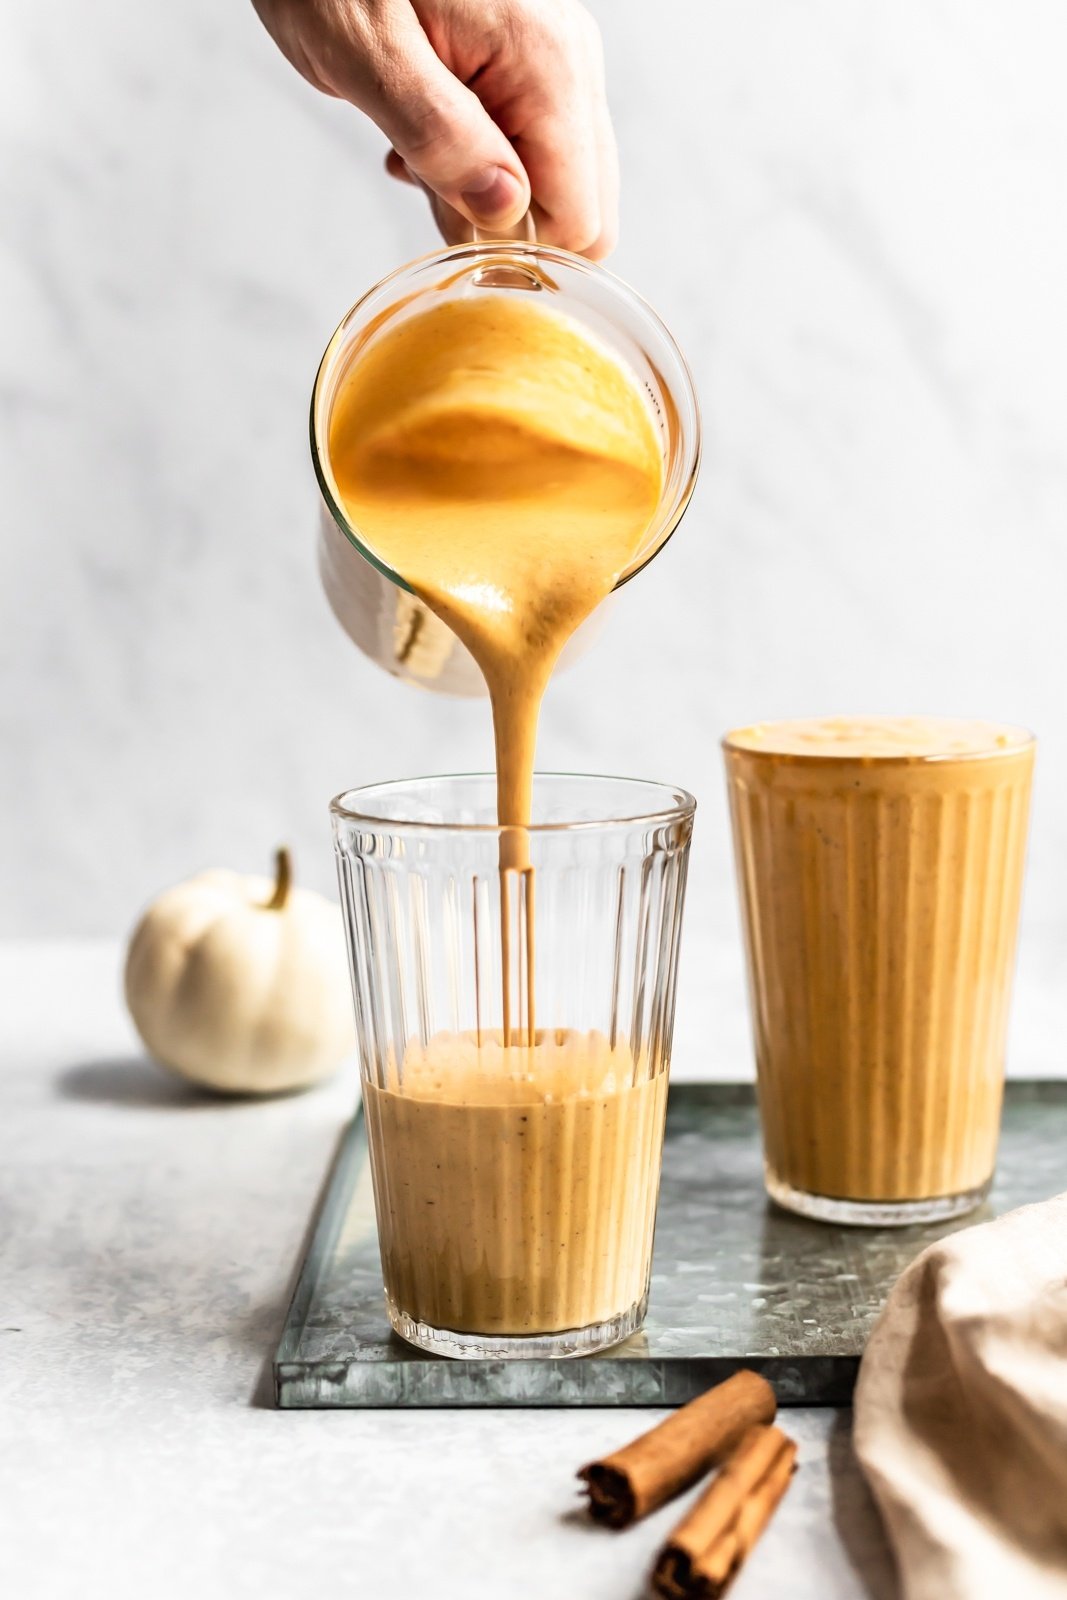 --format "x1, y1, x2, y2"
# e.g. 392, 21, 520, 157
460, 166, 525, 223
